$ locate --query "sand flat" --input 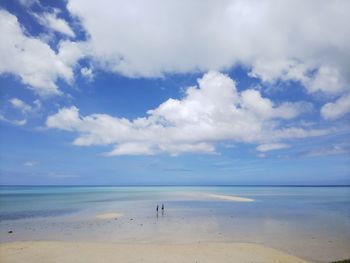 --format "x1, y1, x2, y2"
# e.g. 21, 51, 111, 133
0, 241, 309, 263
95, 213, 123, 220
208, 194, 255, 202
